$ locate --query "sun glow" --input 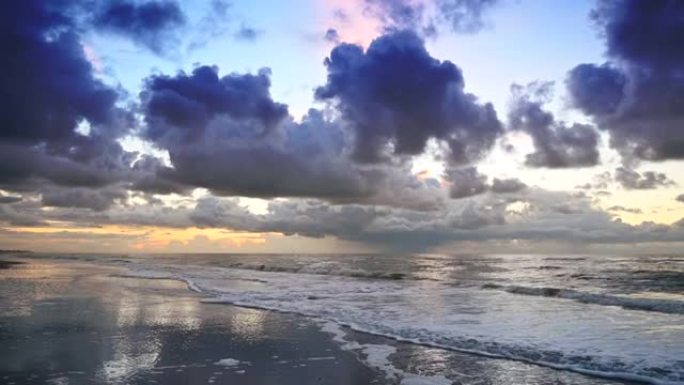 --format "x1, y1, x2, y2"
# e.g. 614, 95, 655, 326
2, 224, 268, 253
